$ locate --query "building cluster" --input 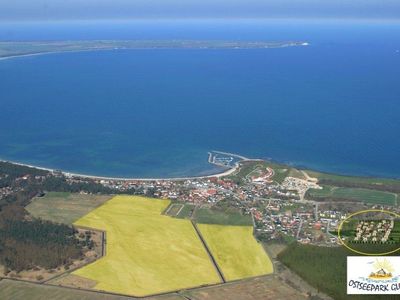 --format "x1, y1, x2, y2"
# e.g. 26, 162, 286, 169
85, 170, 298, 206
90, 177, 236, 204
0, 185, 14, 199
281, 177, 321, 200
71, 171, 341, 245
0, 173, 47, 200
354, 220, 394, 243
254, 201, 339, 245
